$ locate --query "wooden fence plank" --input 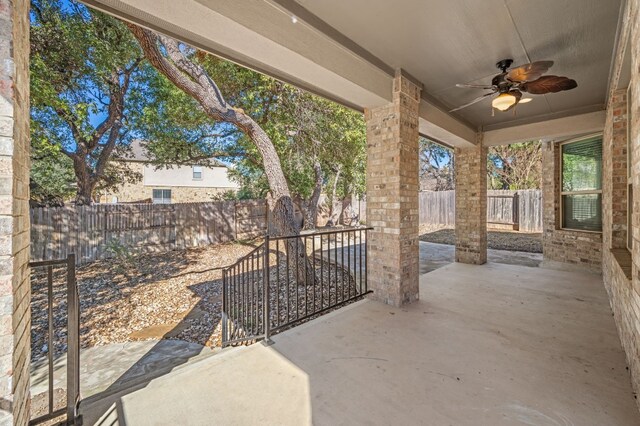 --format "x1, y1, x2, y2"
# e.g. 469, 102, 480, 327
30, 200, 271, 264
30, 191, 542, 265
418, 190, 542, 232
